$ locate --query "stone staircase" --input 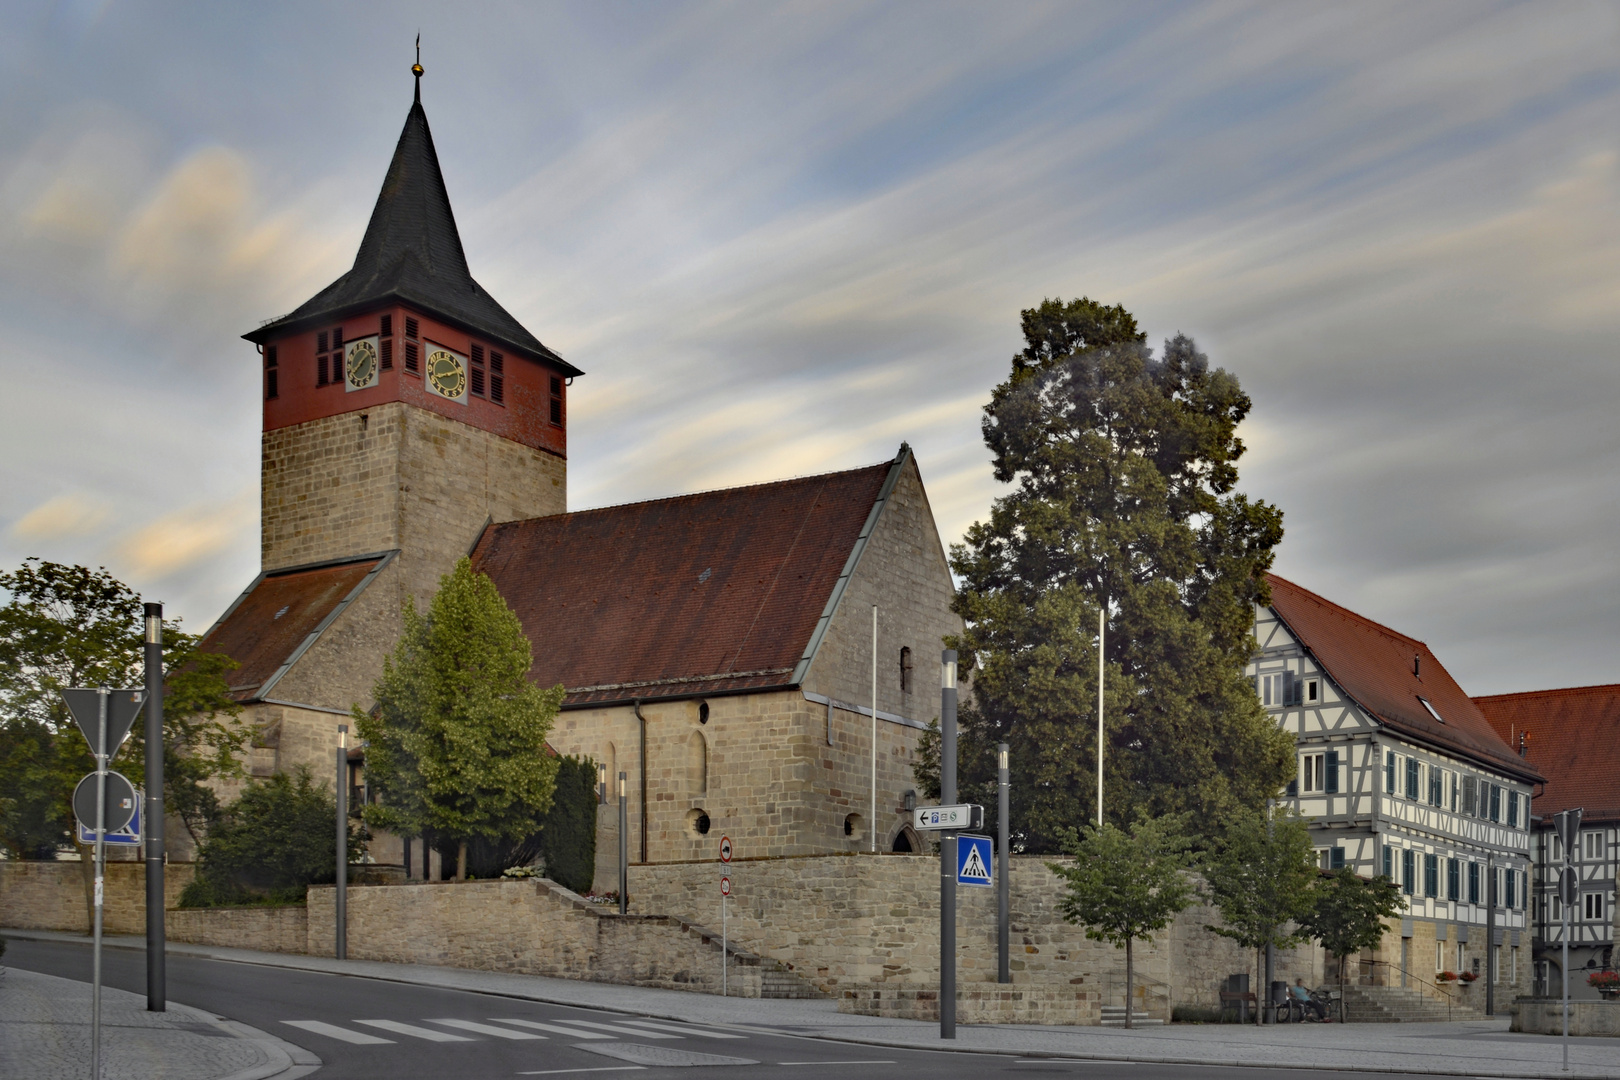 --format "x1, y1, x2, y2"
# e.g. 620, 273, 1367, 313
1339, 984, 1485, 1023
759, 962, 826, 999
1099, 1005, 1164, 1027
